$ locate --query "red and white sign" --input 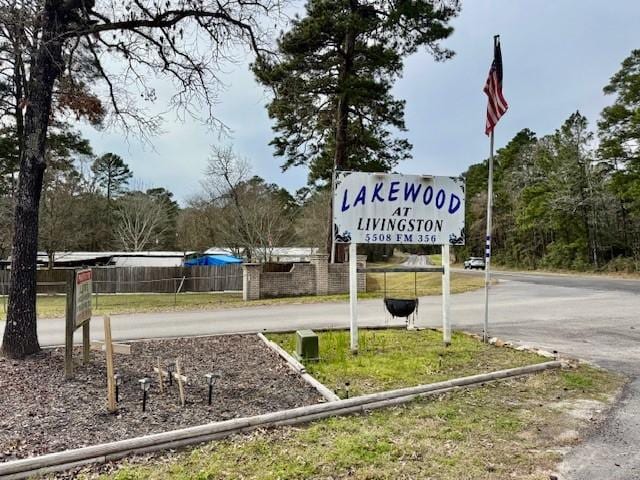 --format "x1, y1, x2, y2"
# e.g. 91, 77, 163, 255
75, 269, 92, 327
